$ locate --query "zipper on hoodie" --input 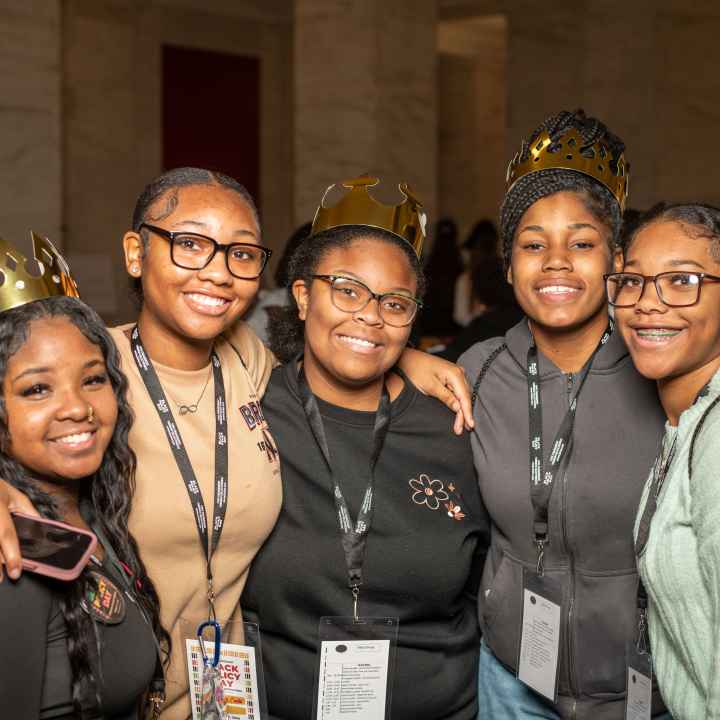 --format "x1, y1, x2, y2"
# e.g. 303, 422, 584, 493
561, 372, 579, 700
